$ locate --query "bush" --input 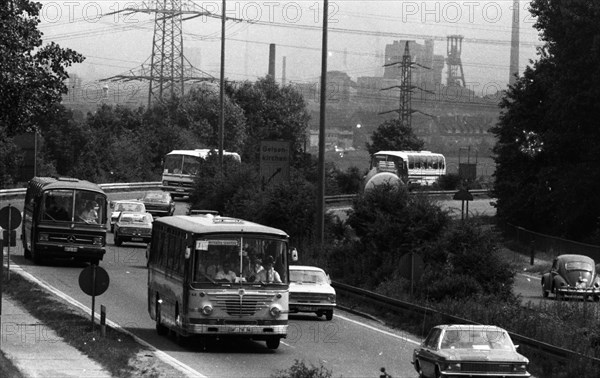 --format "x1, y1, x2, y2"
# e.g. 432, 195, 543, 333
271, 360, 333, 378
